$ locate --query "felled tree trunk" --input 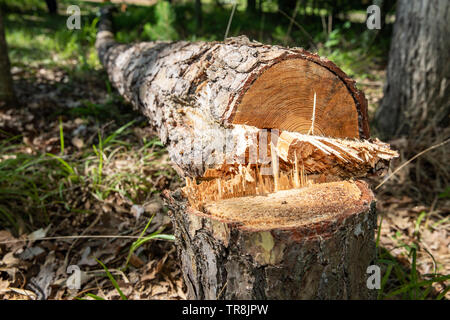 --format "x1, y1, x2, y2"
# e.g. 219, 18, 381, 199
96, 7, 397, 300
96, 7, 372, 177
